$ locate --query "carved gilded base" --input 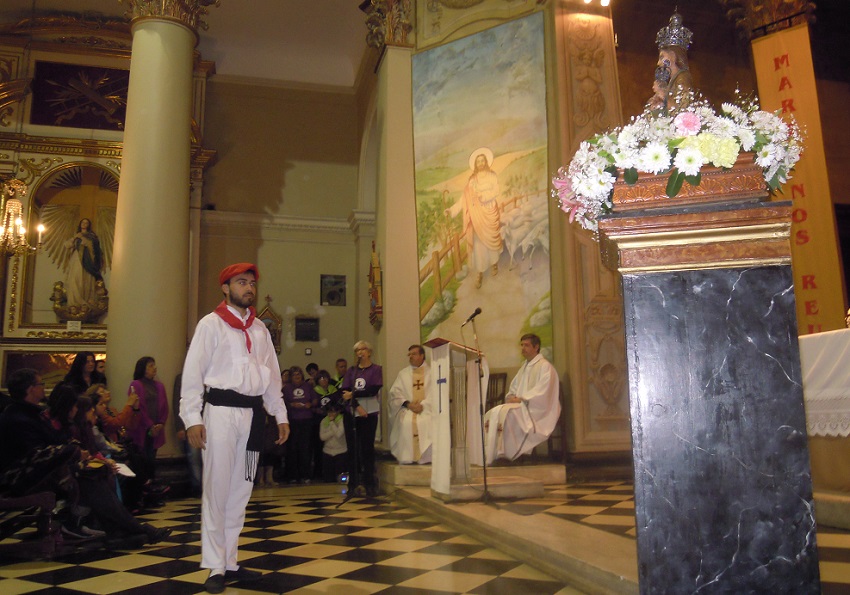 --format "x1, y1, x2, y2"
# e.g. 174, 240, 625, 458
50, 280, 109, 324
598, 155, 789, 274
611, 152, 767, 212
